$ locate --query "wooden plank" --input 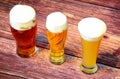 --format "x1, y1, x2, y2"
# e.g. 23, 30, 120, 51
0, 37, 120, 79
0, 0, 120, 68
0, 73, 24, 79
78, 0, 120, 10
